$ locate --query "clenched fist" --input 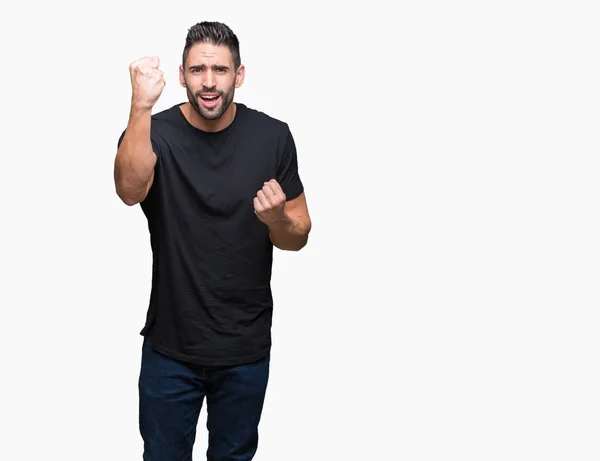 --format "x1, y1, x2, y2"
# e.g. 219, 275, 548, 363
129, 56, 165, 110
254, 179, 287, 226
